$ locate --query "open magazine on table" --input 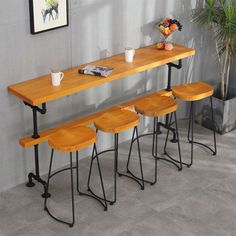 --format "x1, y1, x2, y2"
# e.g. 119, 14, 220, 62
78, 65, 113, 77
